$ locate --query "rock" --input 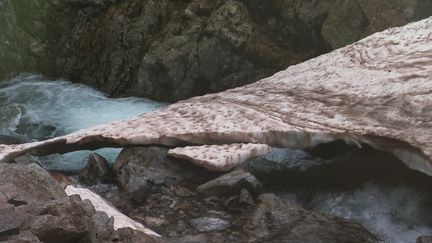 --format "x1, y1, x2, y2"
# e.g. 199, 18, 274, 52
174, 186, 194, 198
238, 189, 255, 207
190, 217, 231, 233
65, 185, 160, 238
48, 171, 75, 188
113, 146, 213, 202
166, 234, 209, 243
418, 236, 432, 243
0, 163, 66, 205
116, 227, 159, 243
30, 195, 95, 243
88, 211, 117, 242
321, 0, 369, 49
2, 0, 432, 102
47, 0, 431, 102
197, 169, 263, 197
322, 0, 432, 49
0, 162, 157, 242
144, 217, 167, 228
3, 17, 432, 177
0, 206, 25, 236
244, 148, 328, 175
247, 193, 378, 242
0, 0, 55, 80
79, 153, 111, 185
1, 231, 41, 243
0, 184, 19, 205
